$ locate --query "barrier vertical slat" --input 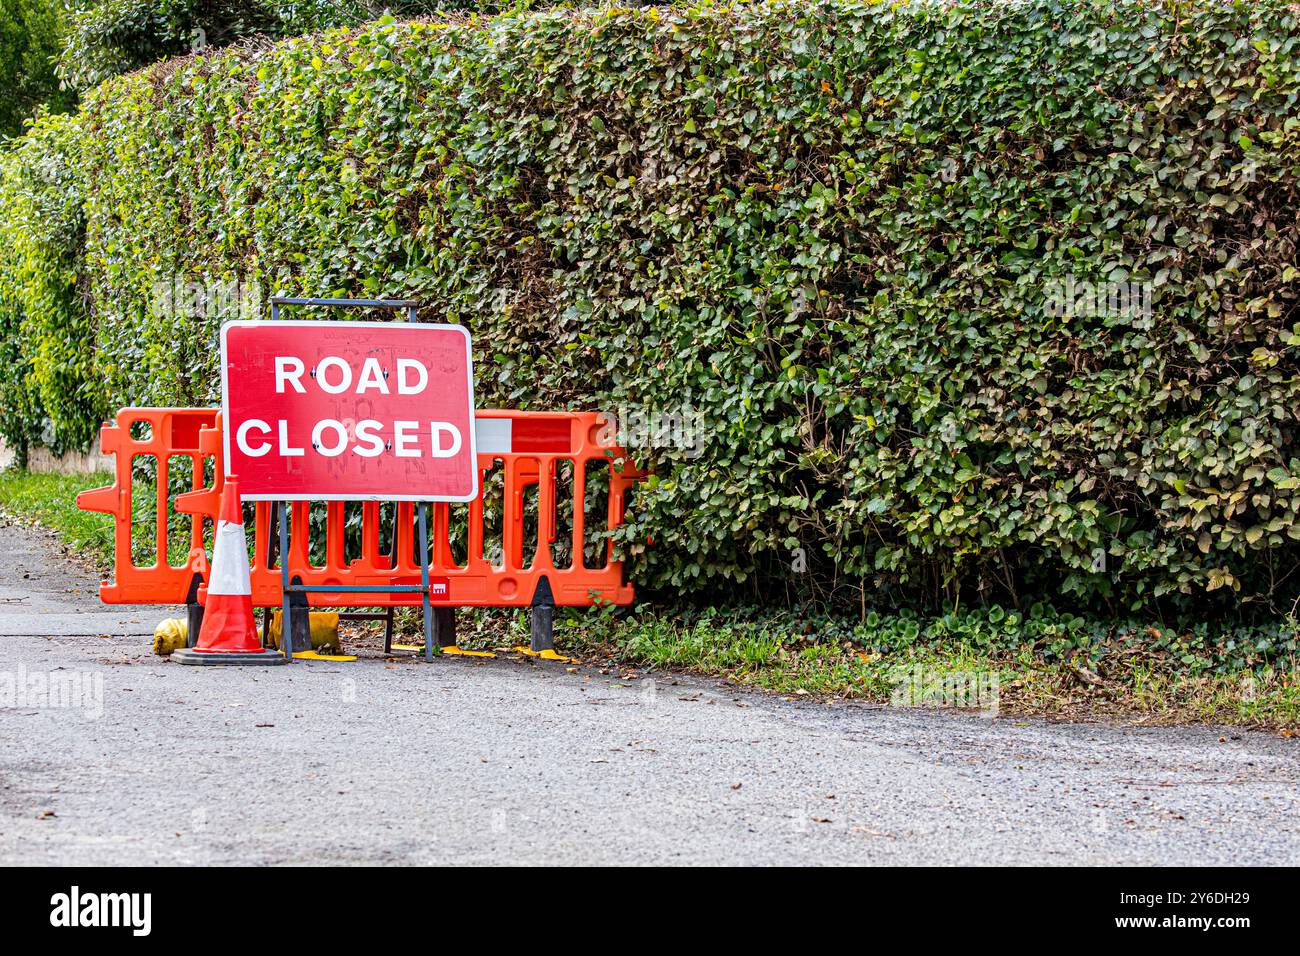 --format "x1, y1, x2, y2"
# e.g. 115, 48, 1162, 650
253, 502, 270, 570
362, 501, 381, 566
572, 458, 586, 571
468, 467, 485, 568
504, 458, 522, 569
395, 502, 415, 572
443, 504, 458, 570
117, 459, 133, 575
190, 454, 205, 553
131, 453, 148, 570
607, 466, 626, 566
288, 501, 305, 569
327, 502, 346, 571
430, 502, 452, 571
534, 456, 555, 572
155, 453, 169, 570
